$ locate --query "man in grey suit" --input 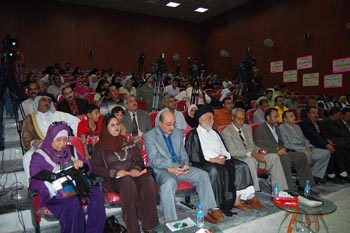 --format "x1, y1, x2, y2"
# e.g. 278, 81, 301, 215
279, 110, 330, 184
144, 111, 224, 223
254, 108, 315, 193
123, 95, 152, 139
221, 108, 288, 192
